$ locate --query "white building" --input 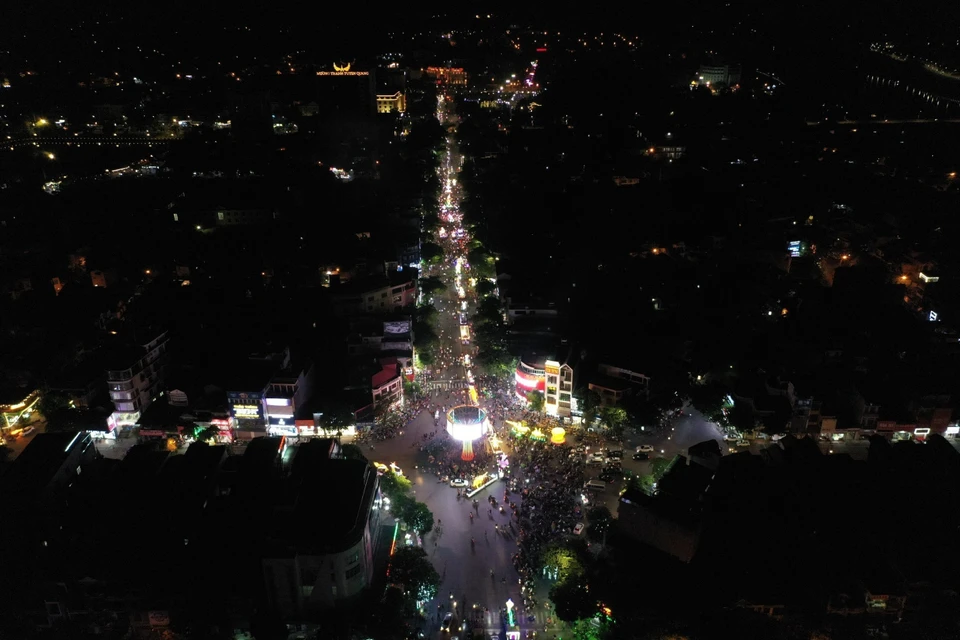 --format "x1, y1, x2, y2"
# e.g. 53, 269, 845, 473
264, 363, 316, 437
543, 359, 574, 418
106, 330, 170, 430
